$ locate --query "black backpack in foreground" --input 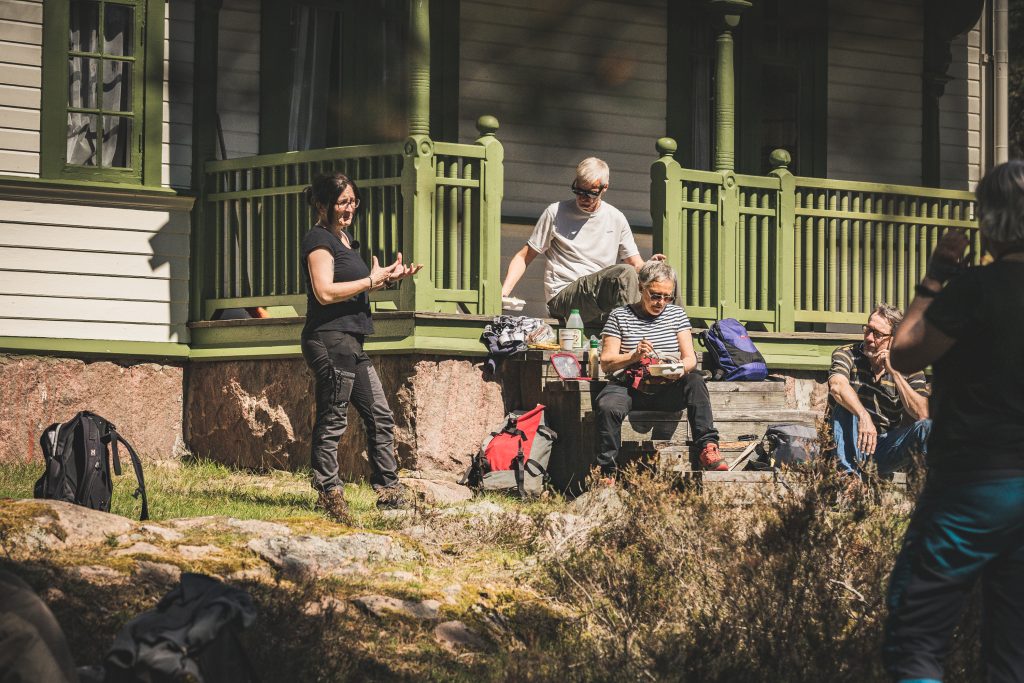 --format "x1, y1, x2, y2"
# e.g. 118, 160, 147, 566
34, 411, 149, 520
